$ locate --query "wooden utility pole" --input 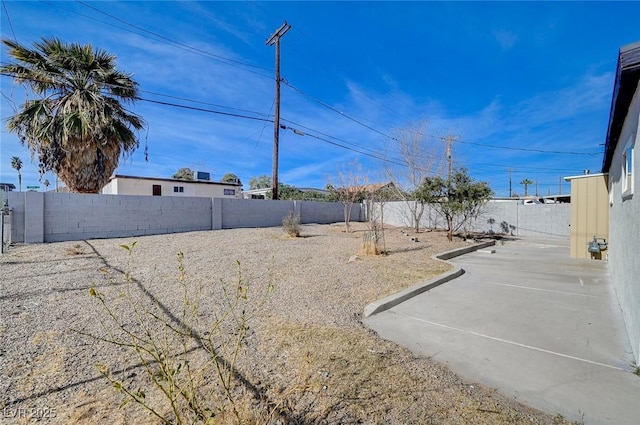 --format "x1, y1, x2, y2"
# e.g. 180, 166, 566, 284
266, 21, 291, 200
508, 168, 513, 197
